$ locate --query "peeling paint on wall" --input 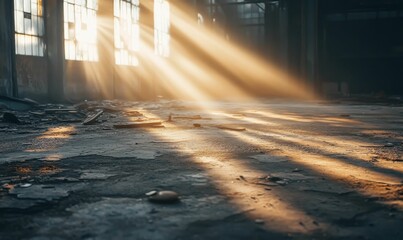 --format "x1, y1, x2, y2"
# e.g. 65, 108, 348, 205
16, 56, 48, 99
